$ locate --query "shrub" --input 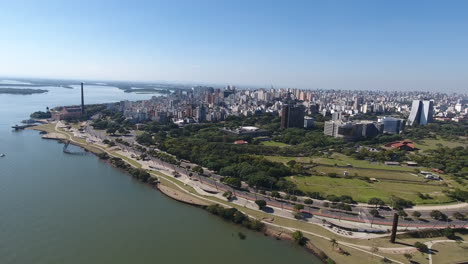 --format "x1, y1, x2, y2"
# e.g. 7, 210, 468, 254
430, 210, 447, 221
412, 211, 421, 218
255, 199, 267, 209
292, 231, 307, 245
414, 242, 429, 253
294, 204, 304, 211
